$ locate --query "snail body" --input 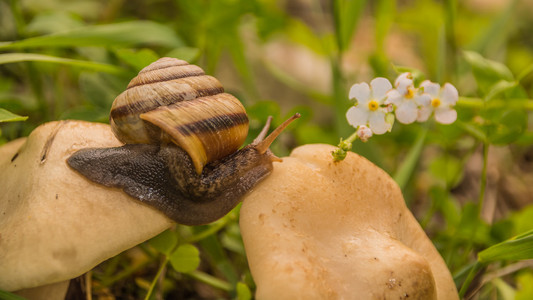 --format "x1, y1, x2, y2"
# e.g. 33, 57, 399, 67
68, 57, 299, 225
